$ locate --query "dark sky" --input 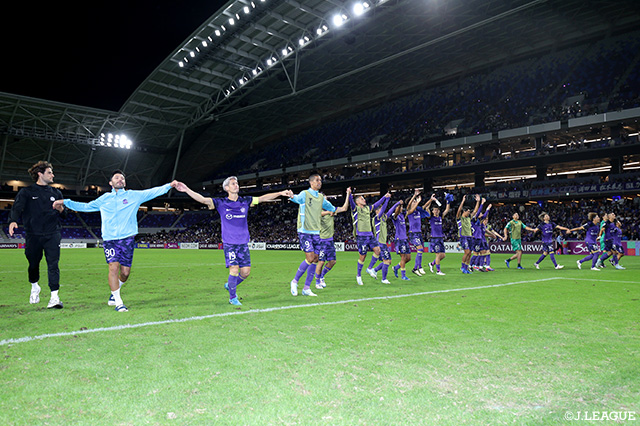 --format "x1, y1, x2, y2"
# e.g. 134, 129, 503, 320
1, 1, 226, 111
